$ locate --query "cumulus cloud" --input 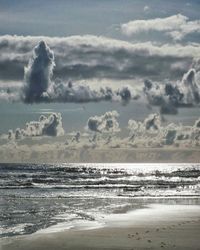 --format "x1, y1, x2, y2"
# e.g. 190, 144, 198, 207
22, 41, 55, 103
1, 113, 200, 163
87, 110, 120, 133
128, 113, 161, 138
71, 131, 81, 143
121, 14, 200, 41
18, 40, 139, 103
8, 113, 64, 140
1, 35, 200, 107
0, 34, 198, 84
49, 79, 139, 103
181, 68, 200, 104
127, 114, 200, 147
194, 118, 200, 128
143, 65, 200, 114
